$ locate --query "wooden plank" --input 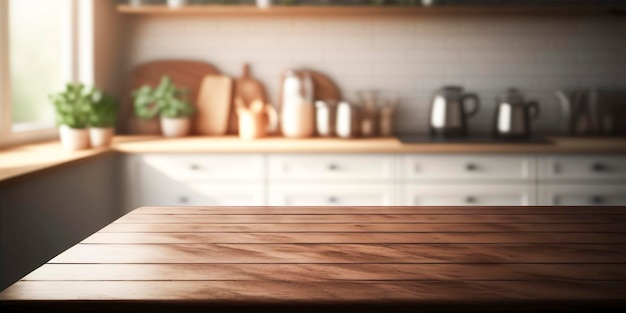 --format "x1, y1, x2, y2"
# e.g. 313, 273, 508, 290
100, 222, 626, 233
2, 280, 624, 301
82, 232, 626, 244
116, 4, 618, 17
22, 263, 626, 282
117, 214, 626, 224
49, 243, 626, 264
131, 206, 626, 215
